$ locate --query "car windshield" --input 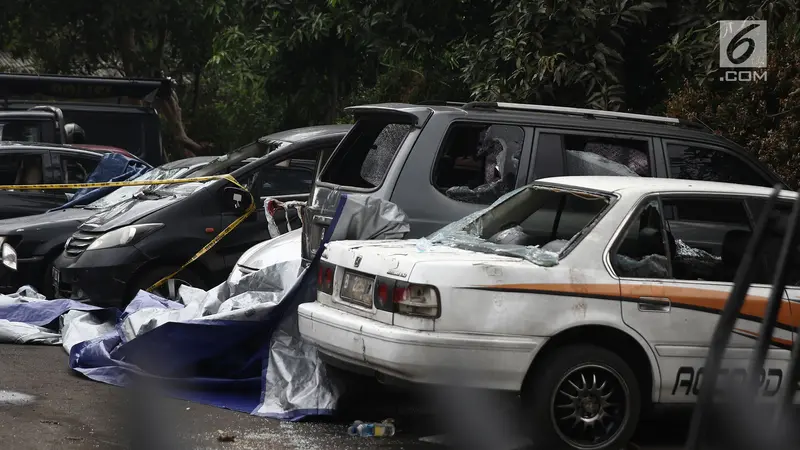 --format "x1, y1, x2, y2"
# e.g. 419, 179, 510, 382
420, 184, 612, 265
192, 139, 289, 178
84, 165, 194, 210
